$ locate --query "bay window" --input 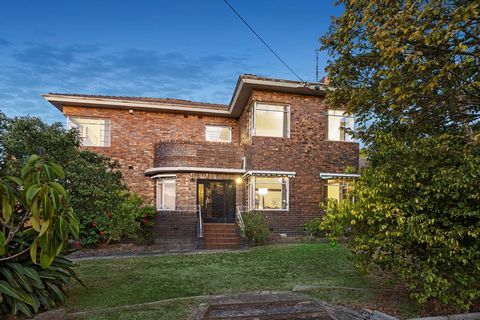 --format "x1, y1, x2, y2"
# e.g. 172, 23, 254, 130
251, 102, 290, 138
327, 110, 355, 142
68, 117, 111, 147
156, 178, 176, 210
